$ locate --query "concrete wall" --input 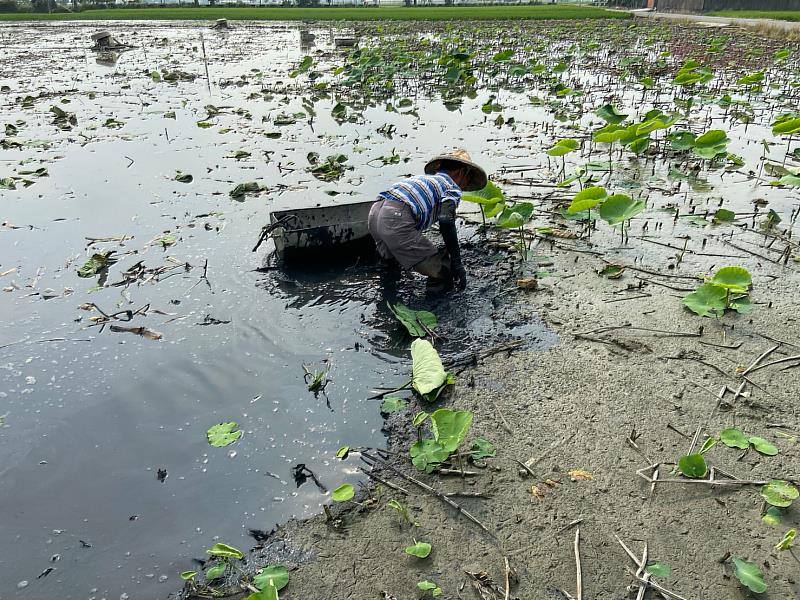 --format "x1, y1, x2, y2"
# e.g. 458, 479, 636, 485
658, 0, 800, 12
